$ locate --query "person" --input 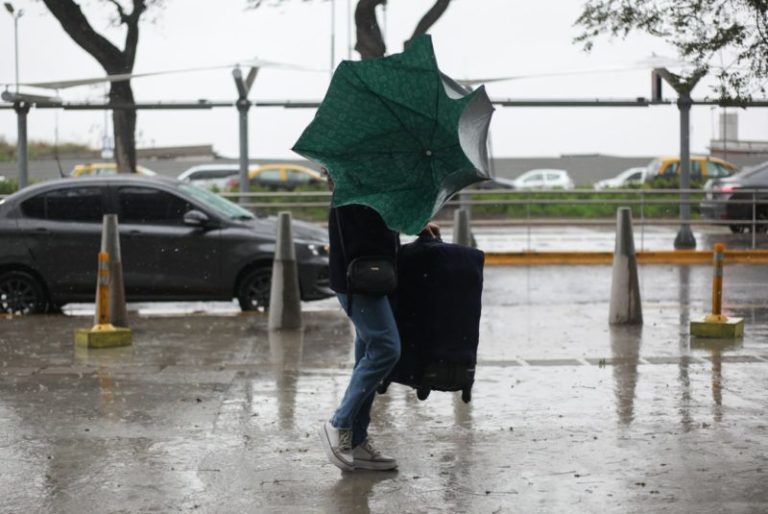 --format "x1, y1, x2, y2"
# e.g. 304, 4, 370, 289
318, 168, 438, 472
